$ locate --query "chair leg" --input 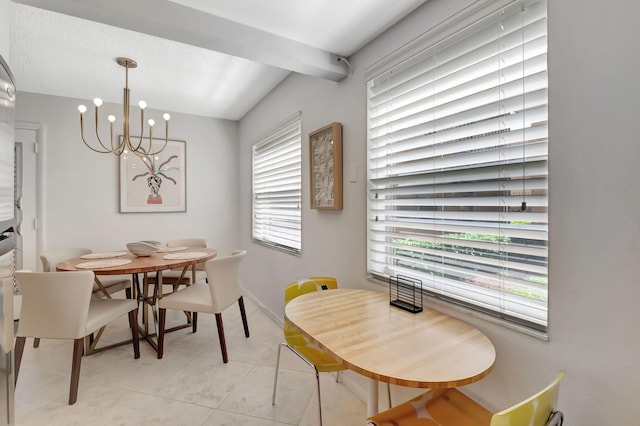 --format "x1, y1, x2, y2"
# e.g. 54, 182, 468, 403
272, 342, 284, 405
128, 308, 140, 359
157, 308, 166, 359
238, 296, 250, 338
214, 313, 228, 363
272, 342, 327, 425
192, 312, 198, 333
14, 336, 26, 386
314, 367, 323, 426
33, 337, 40, 348
69, 338, 83, 405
